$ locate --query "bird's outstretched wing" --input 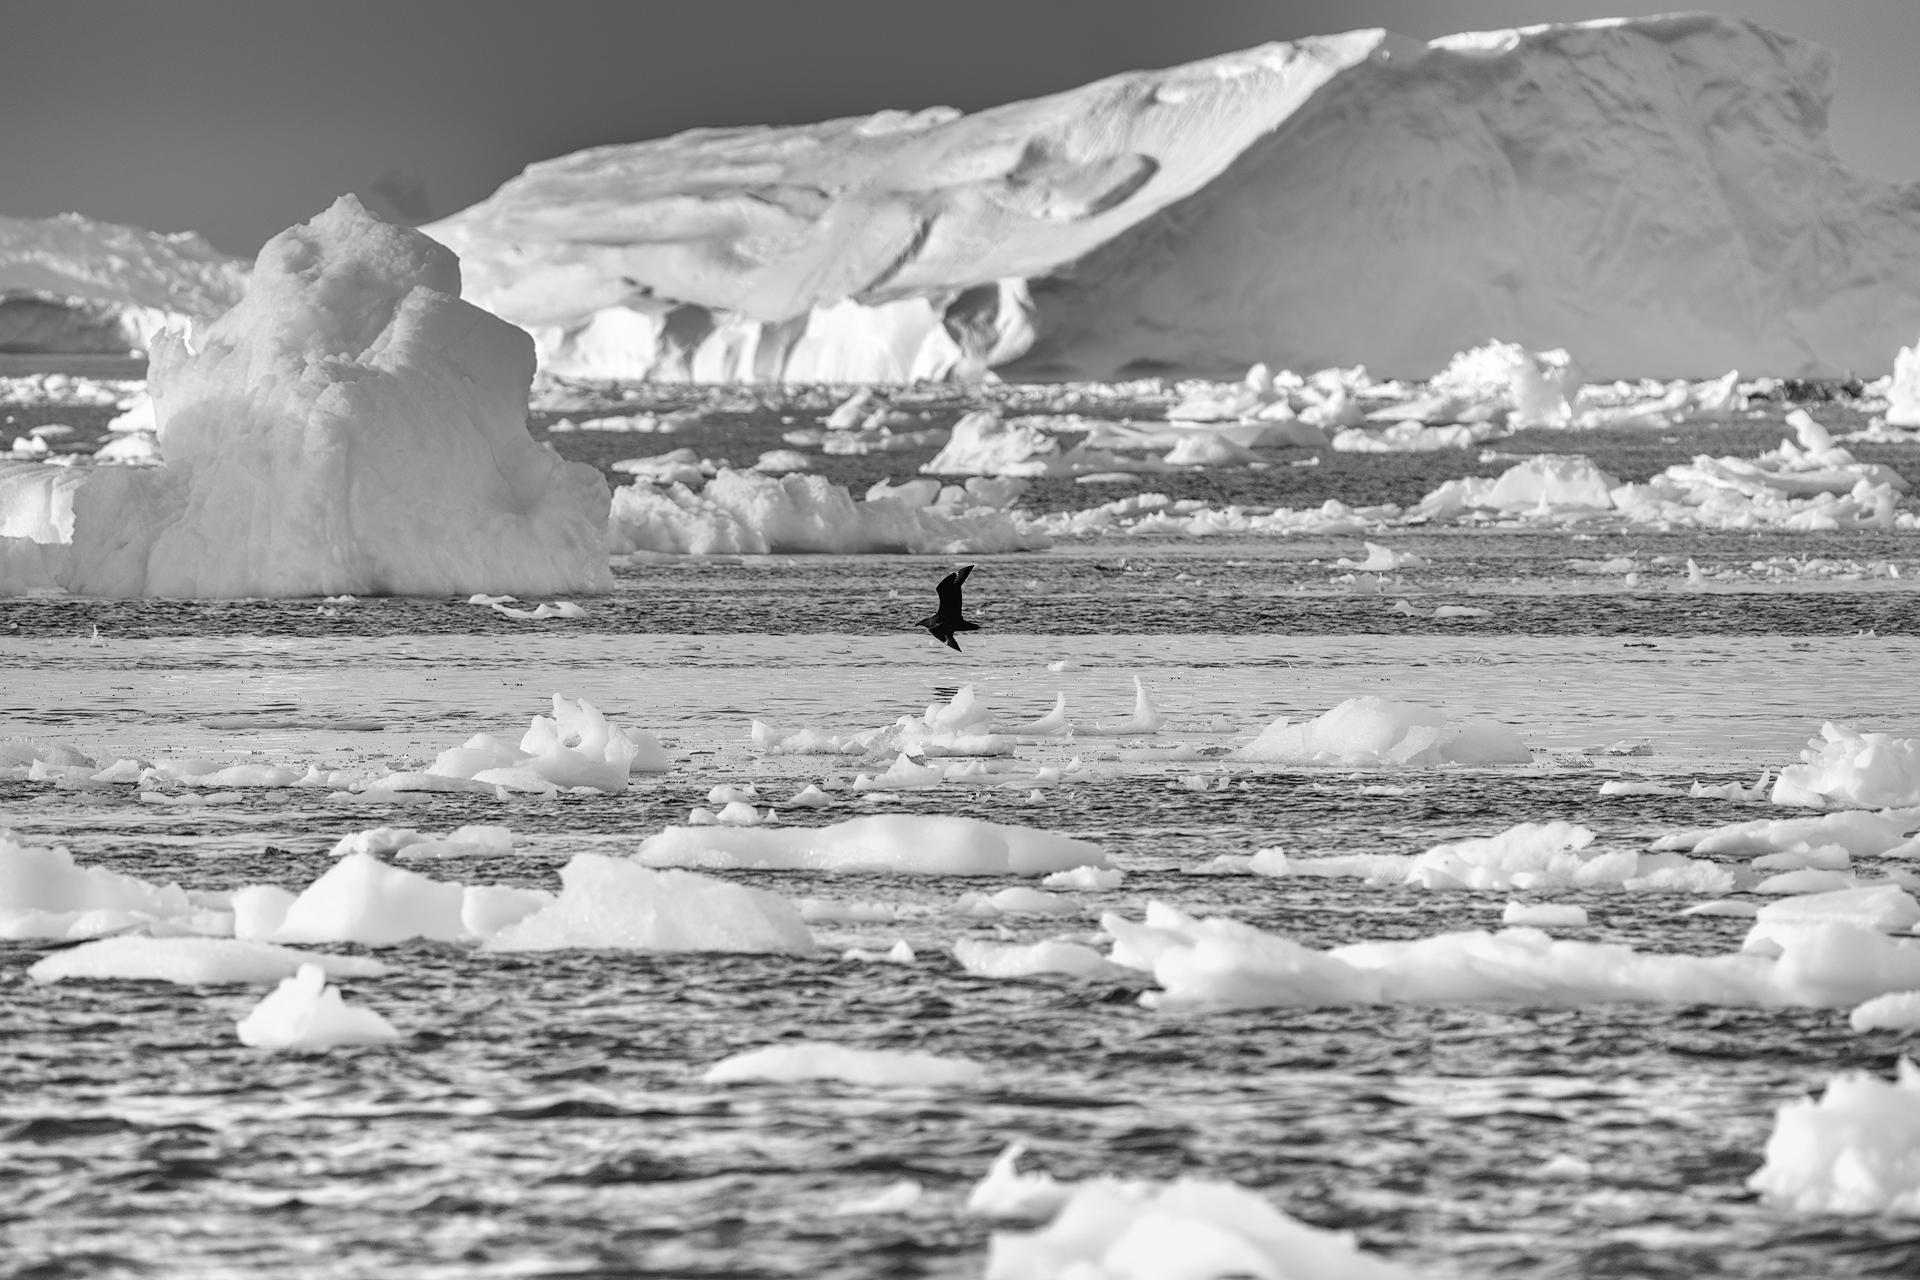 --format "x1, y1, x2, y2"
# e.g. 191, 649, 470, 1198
935, 563, 974, 618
